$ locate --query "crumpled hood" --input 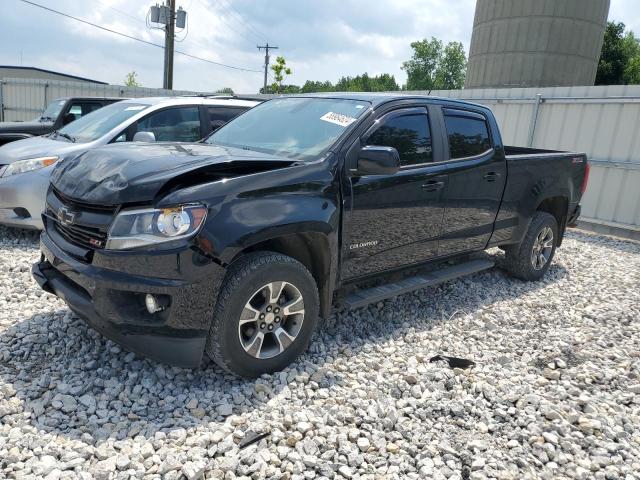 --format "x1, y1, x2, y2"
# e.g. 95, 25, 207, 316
0, 120, 52, 135
50, 142, 295, 205
0, 135, 85, 165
